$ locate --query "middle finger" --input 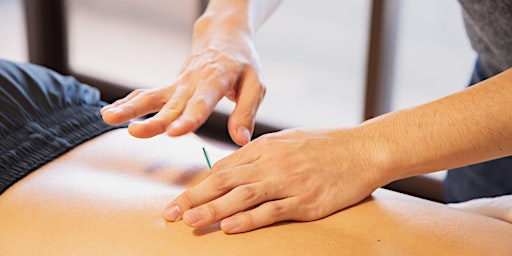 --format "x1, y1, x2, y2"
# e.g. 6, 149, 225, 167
166, 163, 261, 219
182, 180, 278, 228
